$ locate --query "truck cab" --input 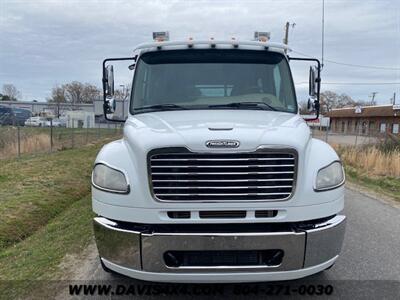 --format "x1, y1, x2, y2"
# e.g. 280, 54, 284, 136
92, 33, 346, 282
